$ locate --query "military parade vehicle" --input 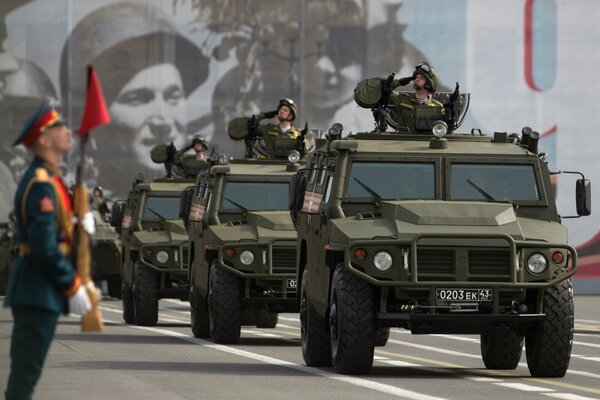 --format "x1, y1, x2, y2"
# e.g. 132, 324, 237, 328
289, 88, 591, 377
111, 142, 207, 326
90, 208, 122, 298
182, 152, 304, 344
0, 217, 17, 295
